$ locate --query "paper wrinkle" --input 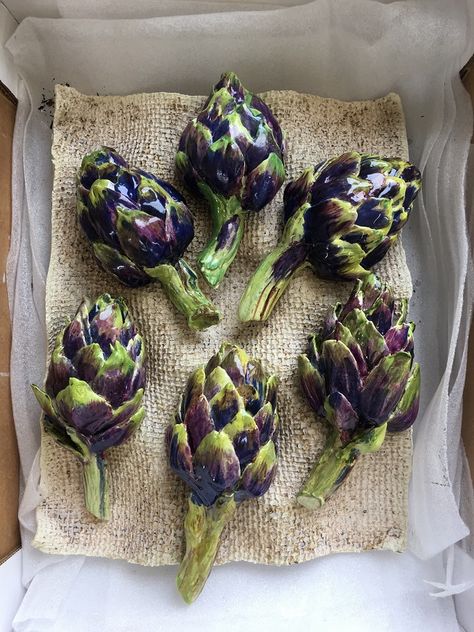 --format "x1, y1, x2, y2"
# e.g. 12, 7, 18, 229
56, 0, 289, 19
8, 82, 46, 484
14, 552, 461, 632
4, 0, 474, 628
